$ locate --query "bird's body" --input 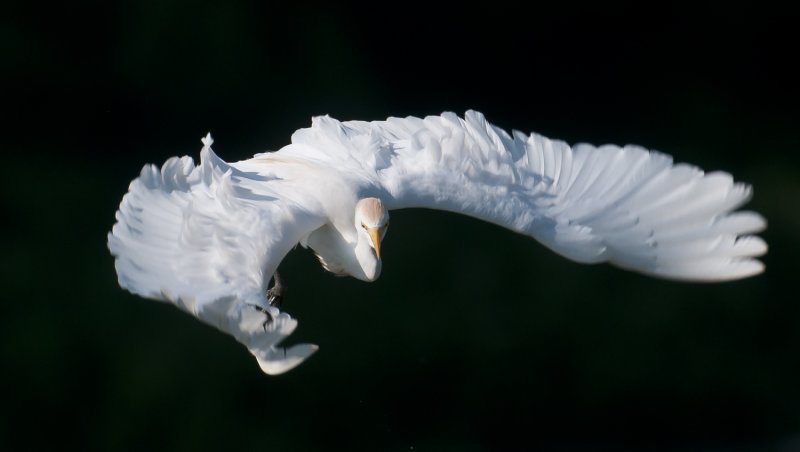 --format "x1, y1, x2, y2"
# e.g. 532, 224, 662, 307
235, 153, 387, 281
108, 111, 766, 374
